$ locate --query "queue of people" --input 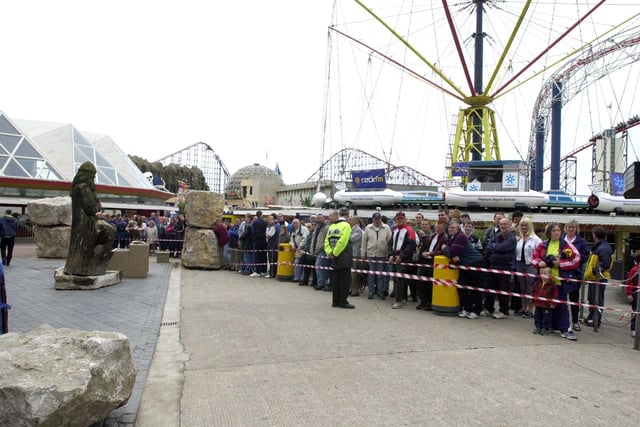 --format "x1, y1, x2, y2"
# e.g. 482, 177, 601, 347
228, 208, 633, 342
